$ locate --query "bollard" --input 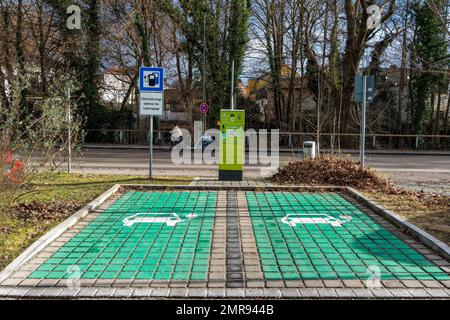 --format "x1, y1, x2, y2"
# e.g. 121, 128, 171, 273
303, 141, 316, 160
